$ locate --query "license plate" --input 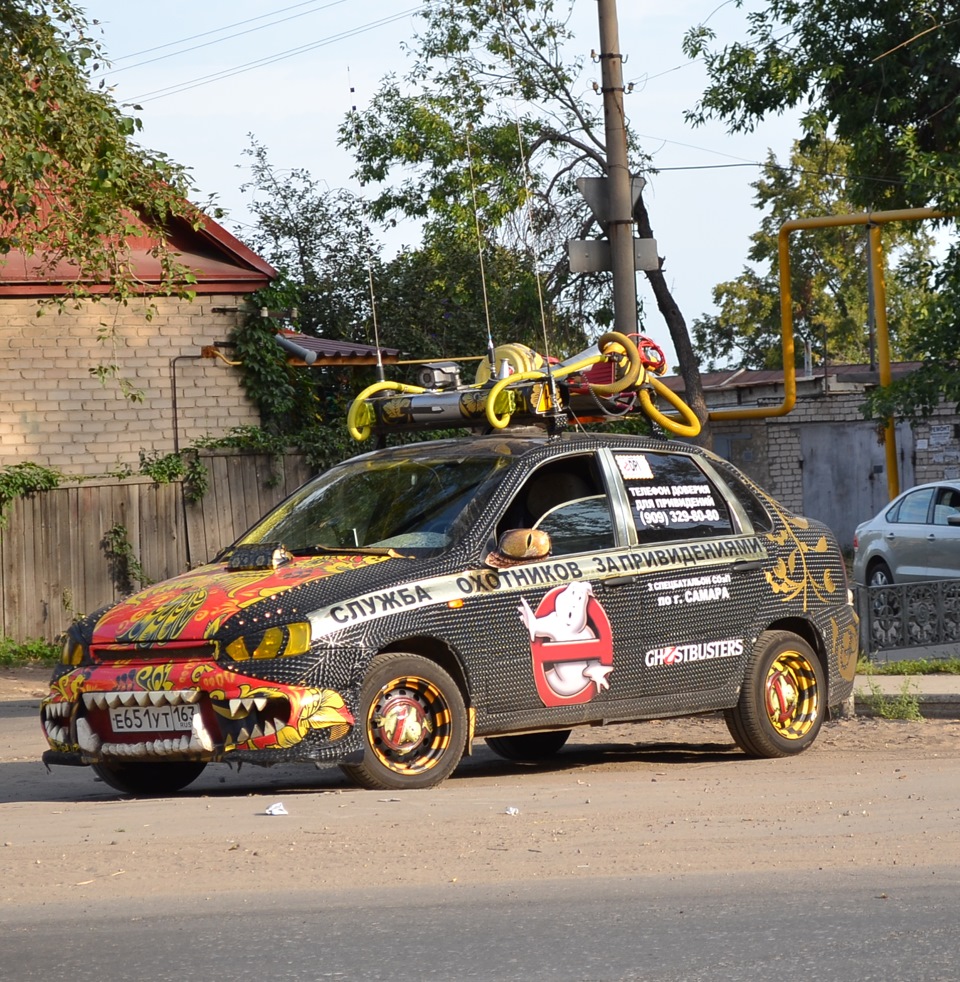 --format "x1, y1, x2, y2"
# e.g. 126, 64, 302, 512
109, 705, 196, 734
